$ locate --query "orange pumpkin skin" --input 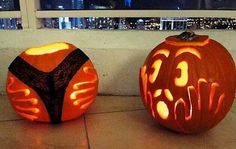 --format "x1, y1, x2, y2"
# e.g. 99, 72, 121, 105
139, 32, 236, 133
6, 42, 98, 123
